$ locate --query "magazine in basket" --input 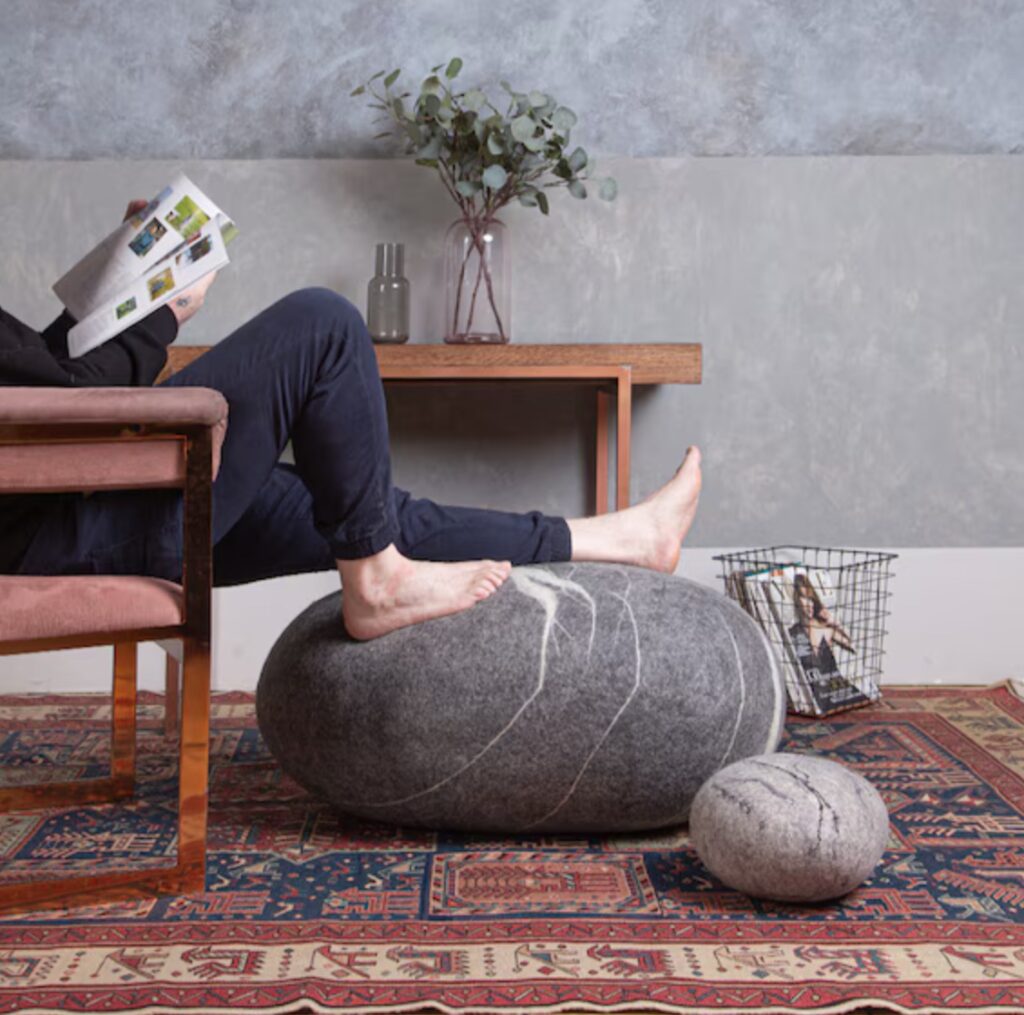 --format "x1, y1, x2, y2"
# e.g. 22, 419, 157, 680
54, 173, 237, 358
747, 565, 879, 716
